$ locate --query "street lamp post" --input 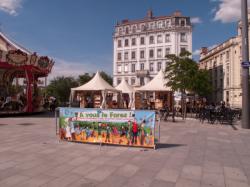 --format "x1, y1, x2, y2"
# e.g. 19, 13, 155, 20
241, 0, 250, 129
